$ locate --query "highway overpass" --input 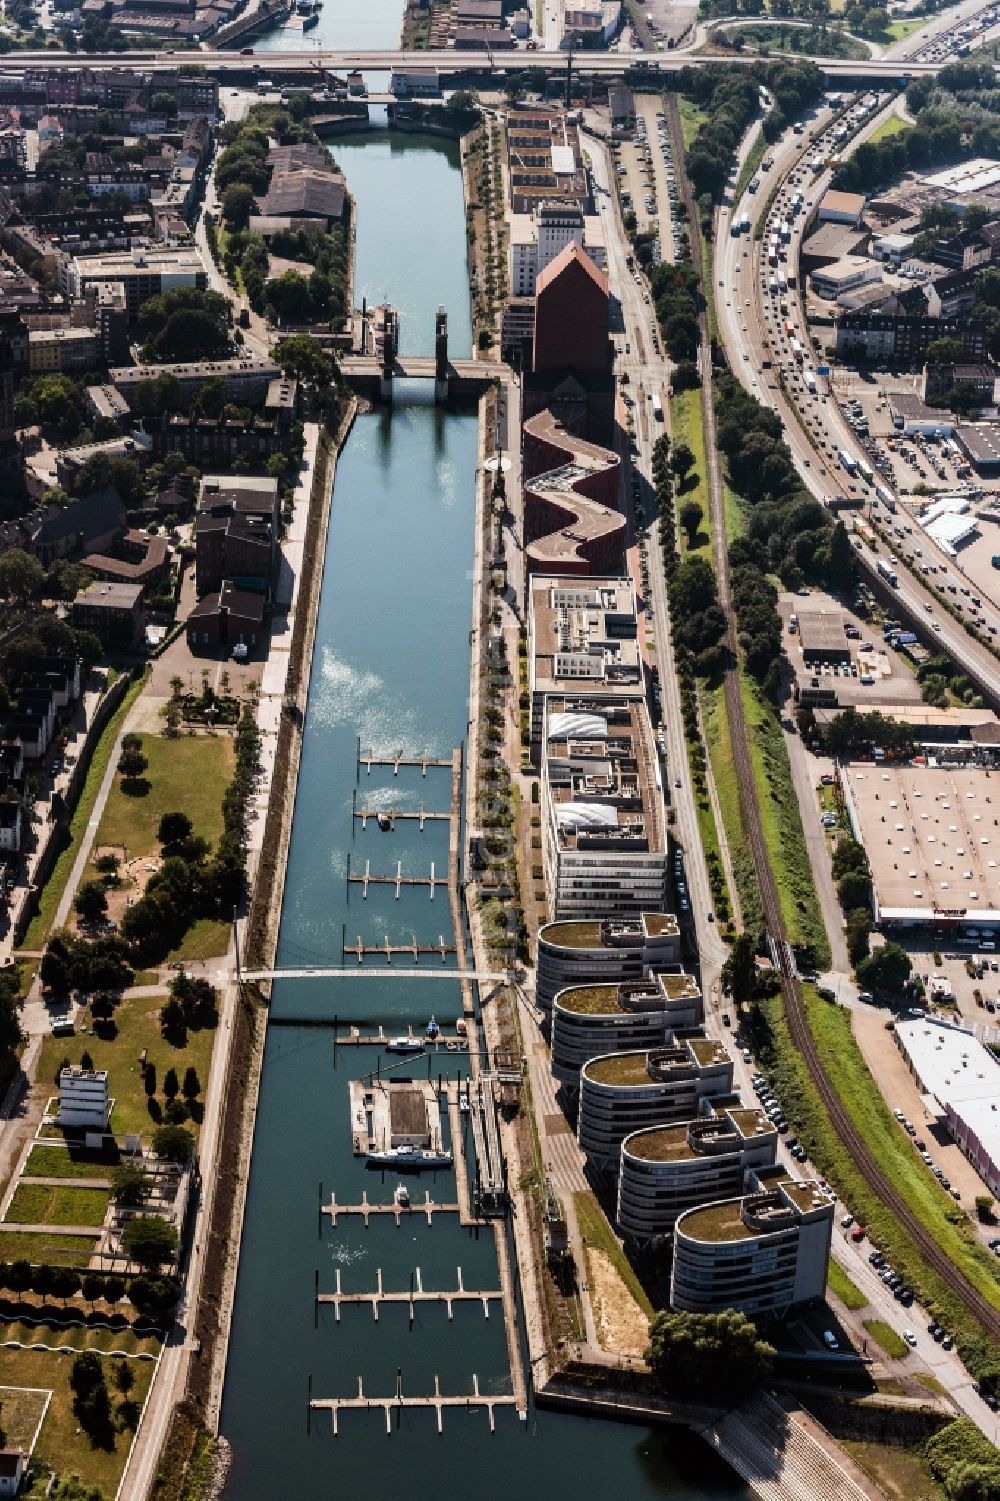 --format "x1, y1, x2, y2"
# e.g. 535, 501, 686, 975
0, 46, 942, 77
